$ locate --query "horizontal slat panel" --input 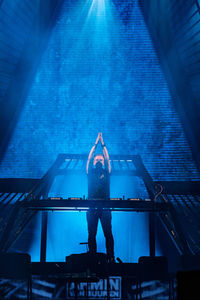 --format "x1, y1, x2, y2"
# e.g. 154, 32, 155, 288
169, 0, 200, 101
0, 178, 40, 193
